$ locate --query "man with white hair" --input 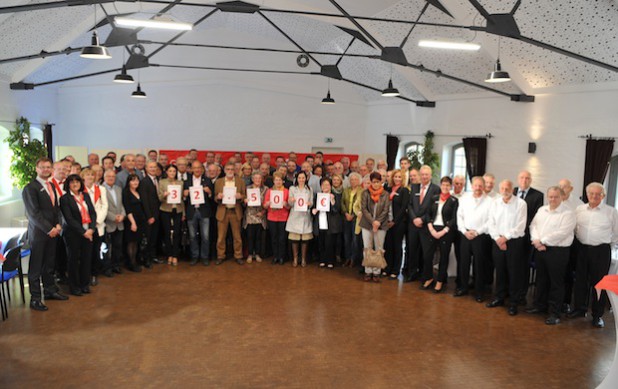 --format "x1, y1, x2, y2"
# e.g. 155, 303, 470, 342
405, 165, 440, 282
558, 178, 583, 210
486, 180, 527, 316
569, 182, 618, 328
455, 176, 492, 301
526, 186, 576, 325
452, 175, 465, 199
483, 173, 497, 199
